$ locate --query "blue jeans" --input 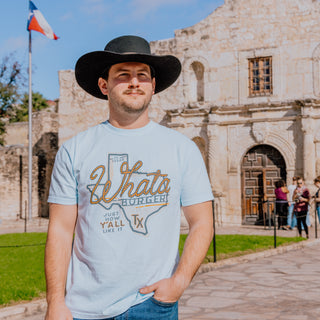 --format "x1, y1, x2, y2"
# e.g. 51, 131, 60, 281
288, 204, 297, 228
73, 297, 178, 320
288, 205, 311, 229
317, 206, 320, 224
307, 210, 311, 227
